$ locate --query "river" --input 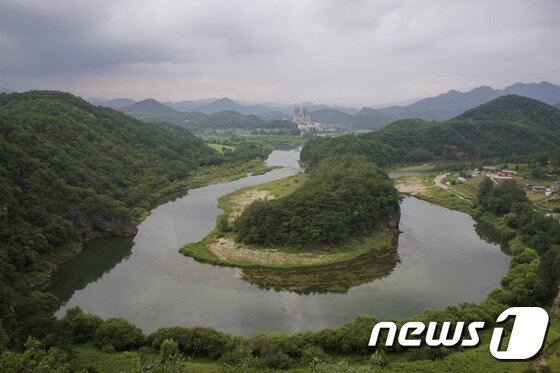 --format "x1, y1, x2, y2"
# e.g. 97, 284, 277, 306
48, 149, 510, 335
